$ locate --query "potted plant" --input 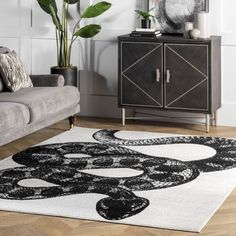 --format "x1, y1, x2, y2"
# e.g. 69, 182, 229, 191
135, 9, 155, 29
37, 0, 111, 87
